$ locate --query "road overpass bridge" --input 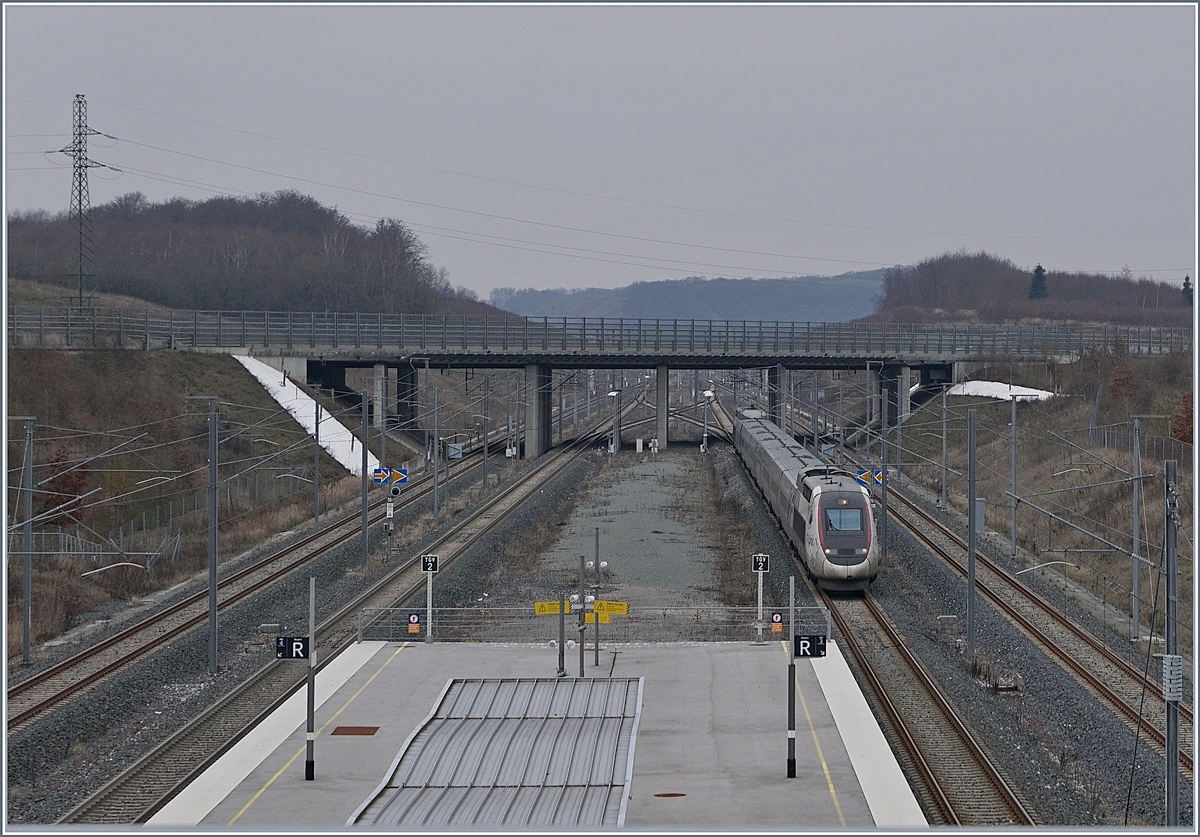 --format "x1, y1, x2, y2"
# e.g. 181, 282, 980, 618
9, 306, 1190, 459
